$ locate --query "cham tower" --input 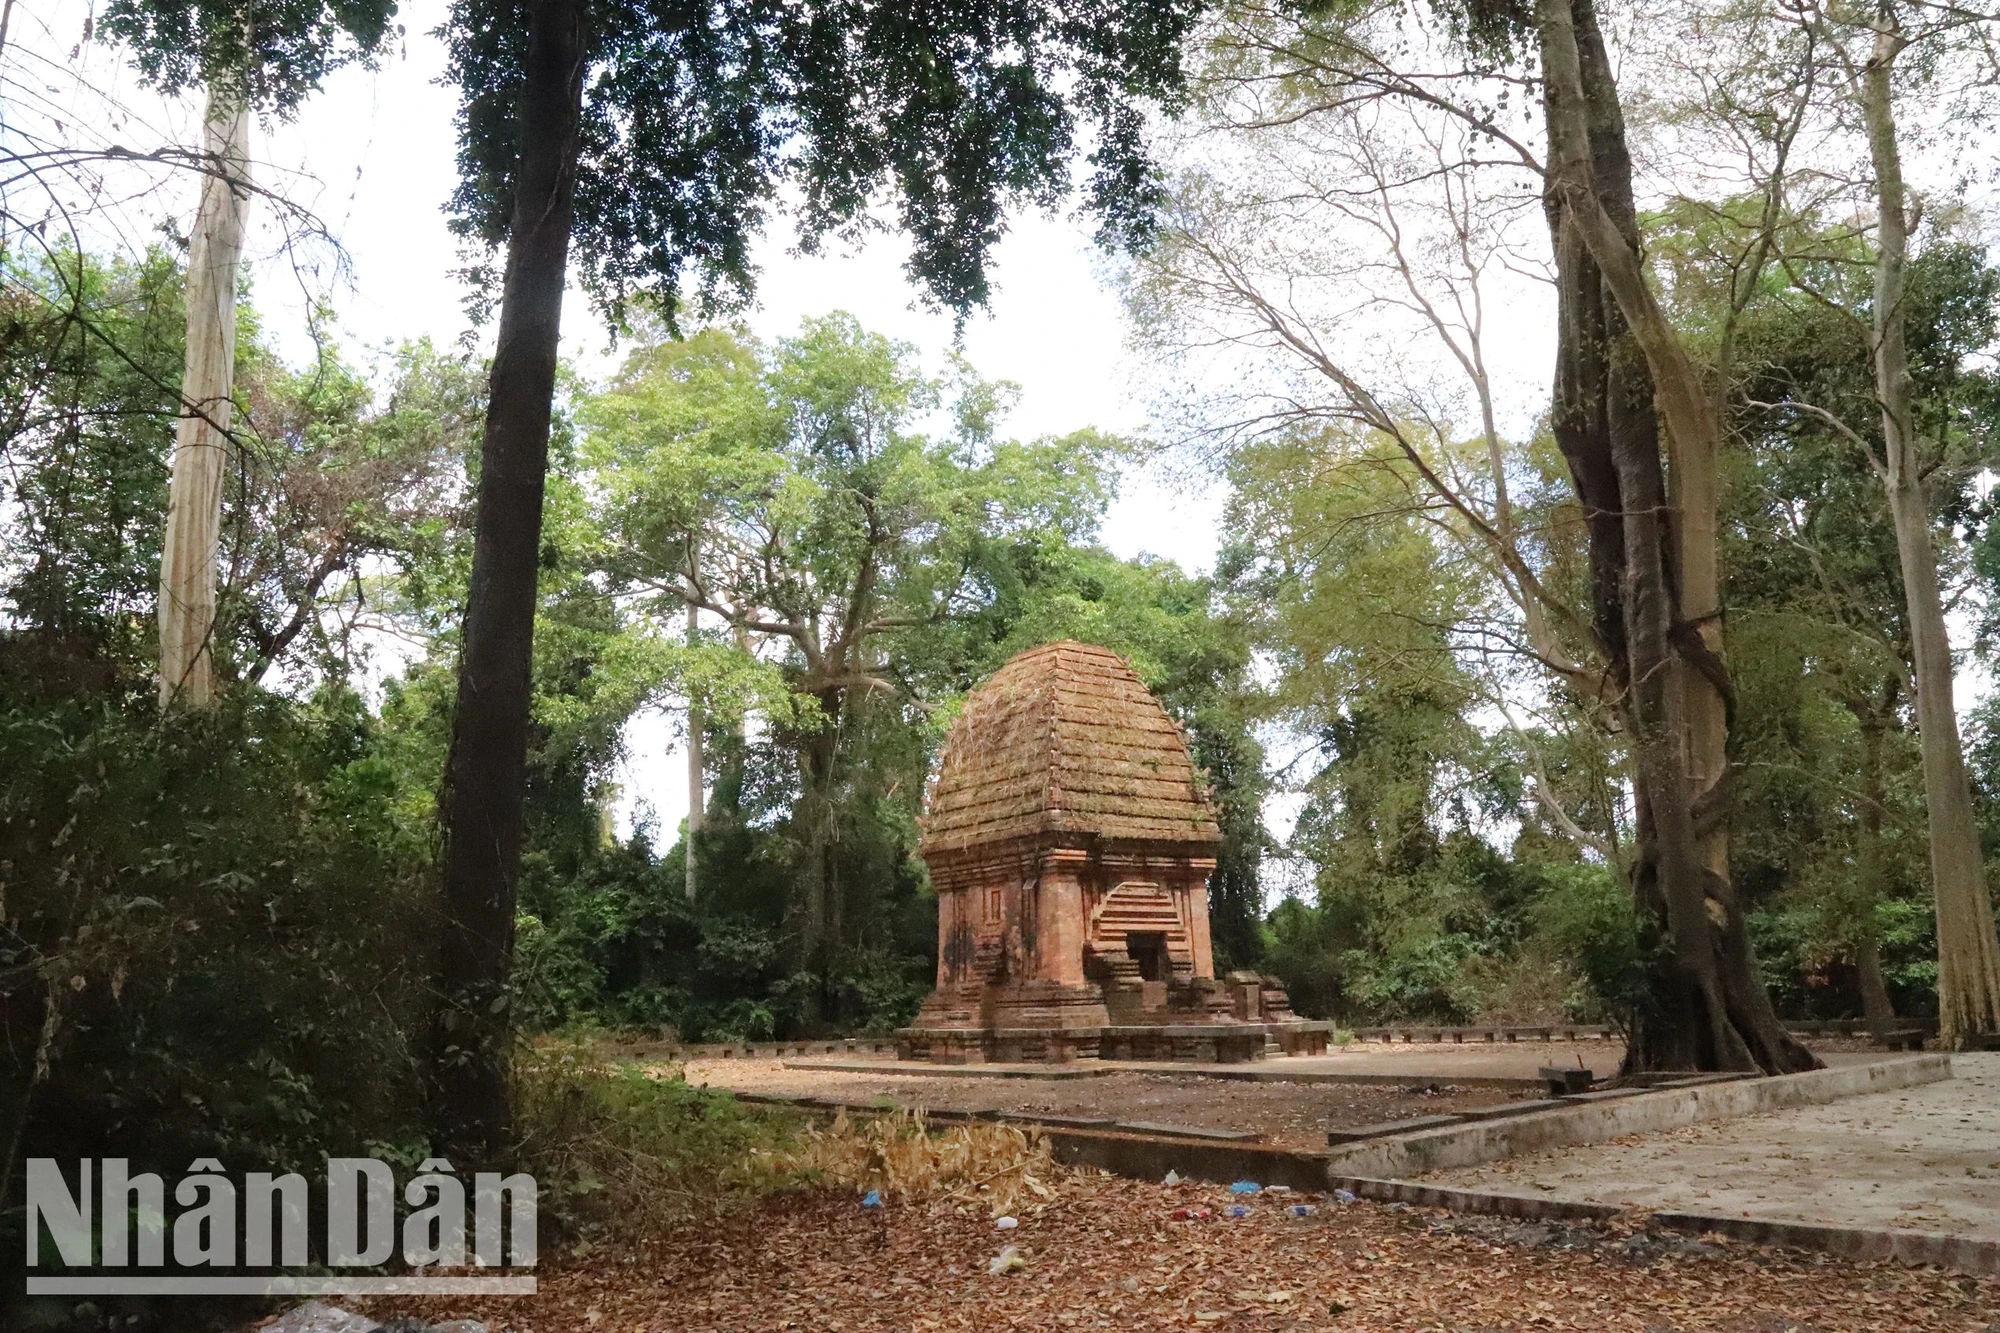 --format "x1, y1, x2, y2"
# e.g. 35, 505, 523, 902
900, 640, 1323, 1064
